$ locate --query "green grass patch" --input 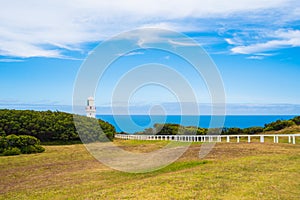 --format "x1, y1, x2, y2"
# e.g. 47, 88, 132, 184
0, 141, 299, 199
155, 160, 209, 173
